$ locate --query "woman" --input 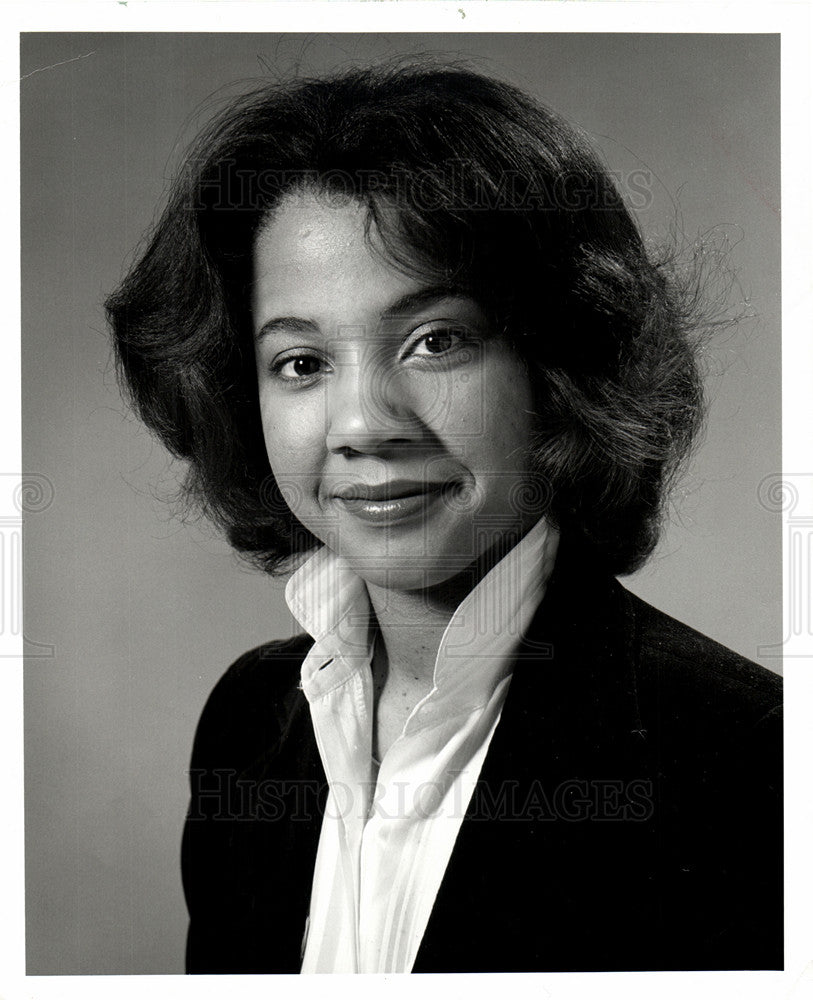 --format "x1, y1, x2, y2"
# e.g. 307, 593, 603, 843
105, 62, 782, 974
